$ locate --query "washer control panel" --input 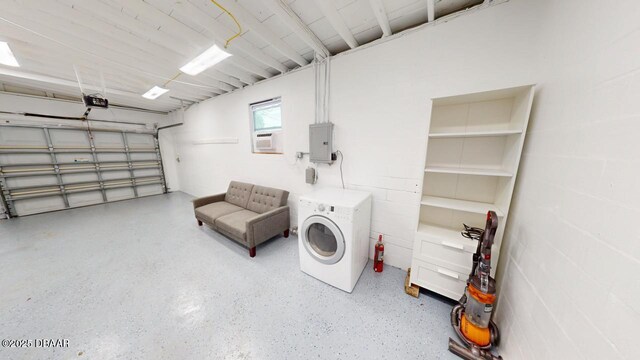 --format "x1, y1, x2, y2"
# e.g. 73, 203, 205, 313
310, 202, 353, 222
